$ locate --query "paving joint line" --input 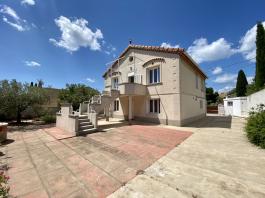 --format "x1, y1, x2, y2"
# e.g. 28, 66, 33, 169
37, 129, 95, 197
21, 132, 52, 198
